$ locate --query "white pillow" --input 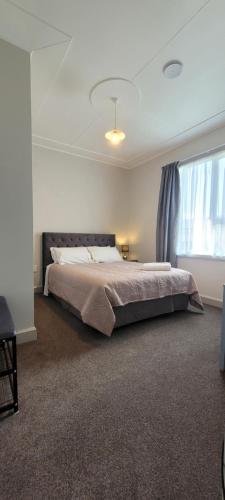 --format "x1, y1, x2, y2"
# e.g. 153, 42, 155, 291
88, 246, 122, 263
50, 246, 92, 264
